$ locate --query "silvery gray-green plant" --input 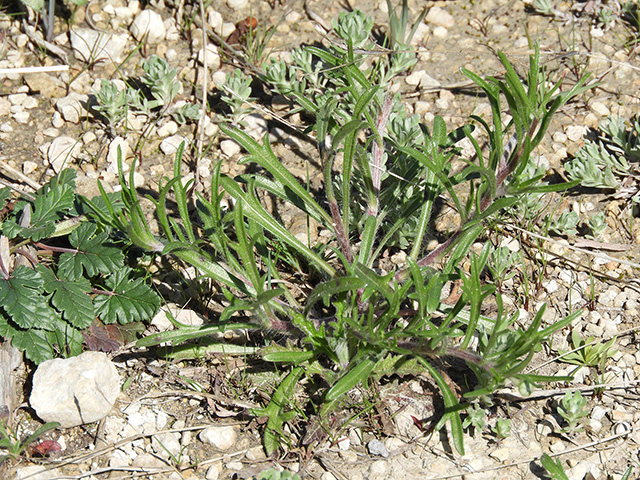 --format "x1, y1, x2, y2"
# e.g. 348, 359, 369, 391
140, 55, 181, 109
92, 8, 591, 457
548, 209, 579, 236
557, 390, 589, 432
93, 56, 183, 134
220, 68, 254, 125
171, 102, 201, 125
92, 80, 136, 136
587, 211, 607, 238
565, 115, 640, 193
